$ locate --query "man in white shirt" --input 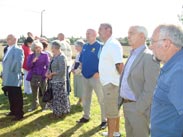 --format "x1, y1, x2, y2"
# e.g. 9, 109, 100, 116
98, 23, 123, 137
